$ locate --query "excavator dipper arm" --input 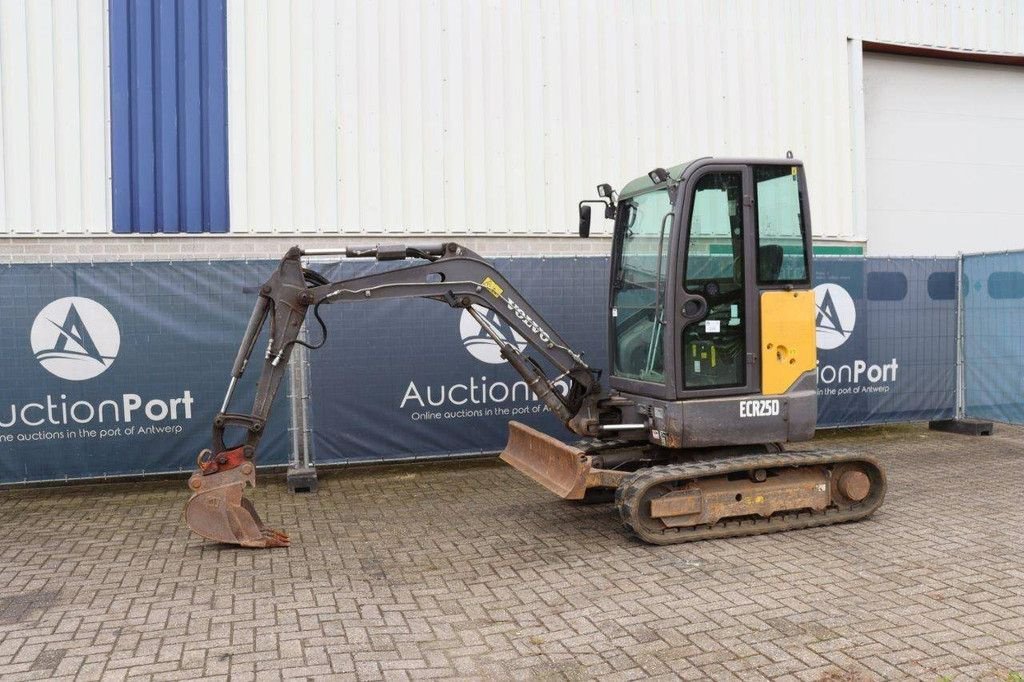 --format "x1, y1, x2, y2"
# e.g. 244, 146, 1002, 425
185, 243, 608, 548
